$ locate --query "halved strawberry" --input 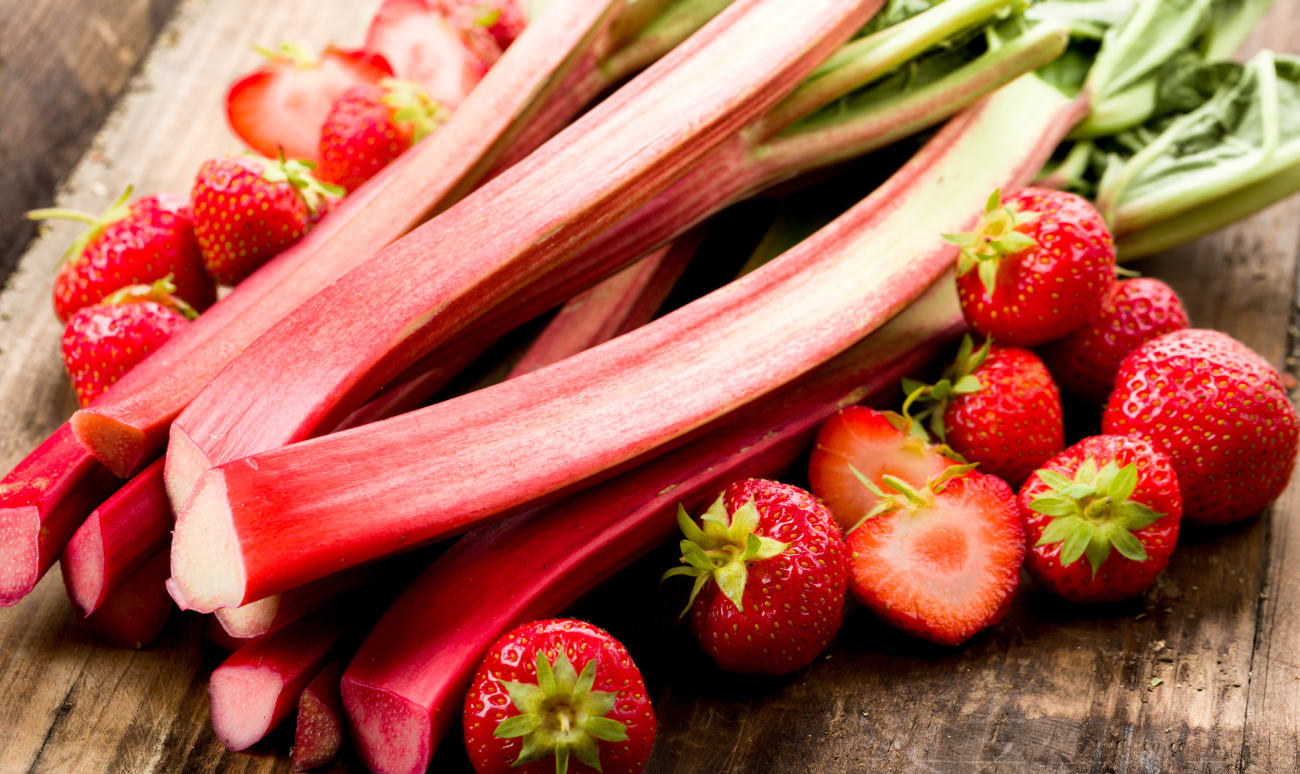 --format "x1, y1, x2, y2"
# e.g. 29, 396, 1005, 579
365, 0, 501, 110
846, 468, 1024, 646
809, 407, 955, 532
226, 43, 393, 162
445, 0, 528, 50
